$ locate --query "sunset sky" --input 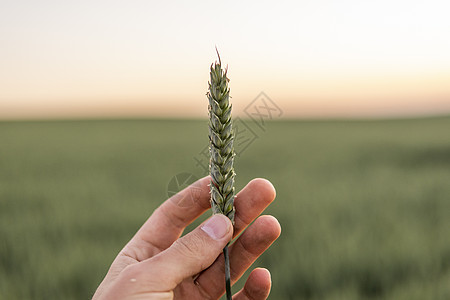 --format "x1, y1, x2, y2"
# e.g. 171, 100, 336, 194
1, 0, 450, 119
